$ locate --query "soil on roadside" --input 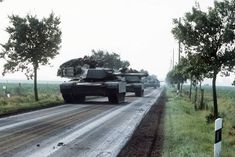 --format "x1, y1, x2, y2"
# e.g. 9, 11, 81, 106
118, 89, 166, 157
